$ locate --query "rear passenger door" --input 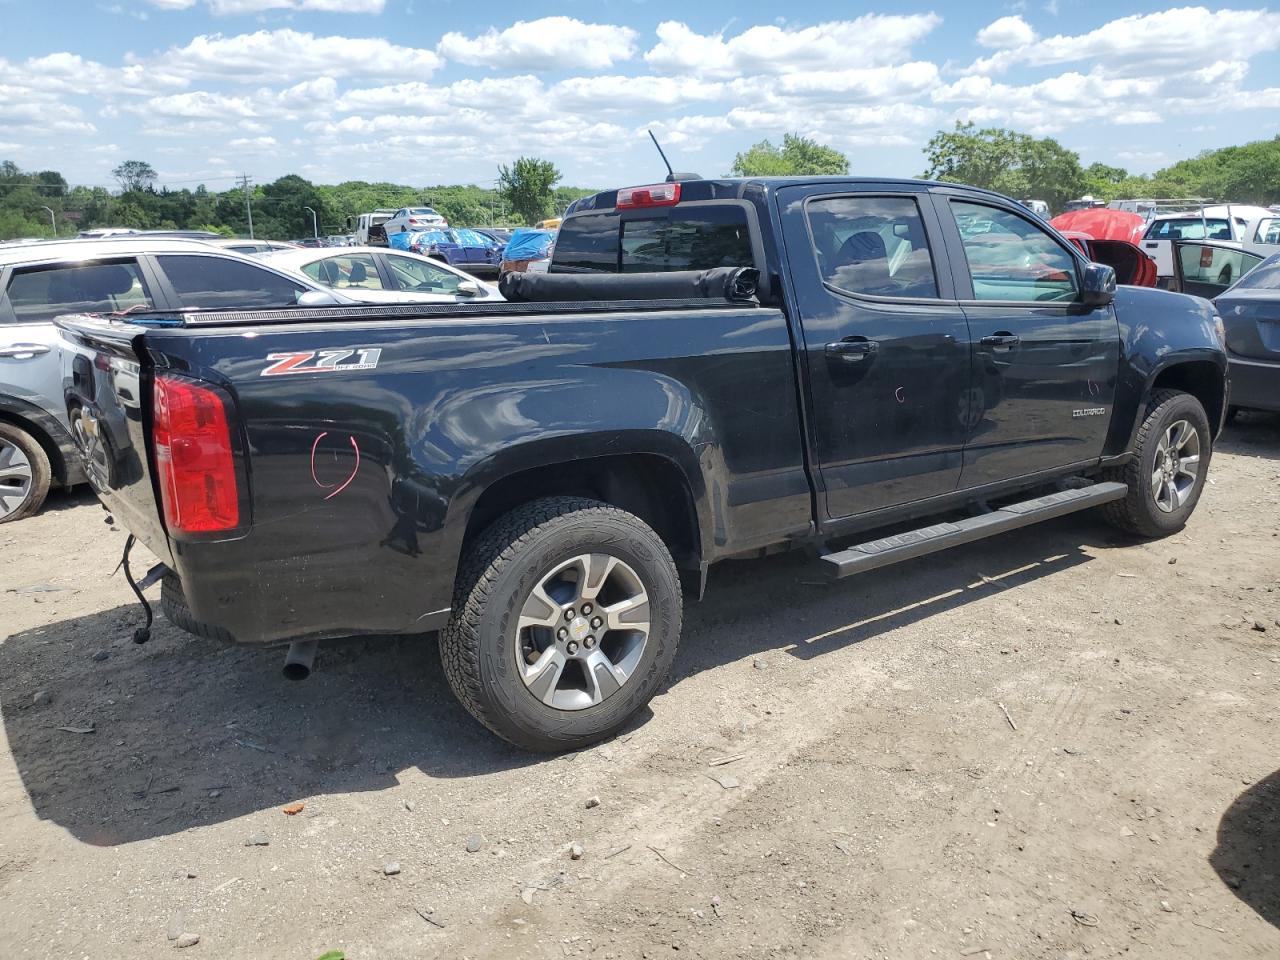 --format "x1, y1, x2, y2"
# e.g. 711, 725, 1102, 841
150, 253, 310, 311
777, 184, 972, 520
937, 194, 1120, 487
